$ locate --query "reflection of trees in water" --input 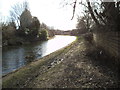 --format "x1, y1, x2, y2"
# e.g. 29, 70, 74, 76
2, 47, 25, 75
24, 41, 48, 63
2, 36, 75, 75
